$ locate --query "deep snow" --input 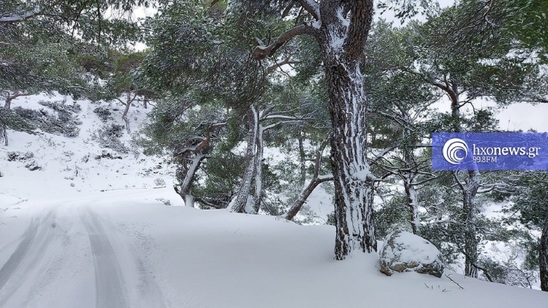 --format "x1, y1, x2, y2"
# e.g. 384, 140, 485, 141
1, 94, 548, 307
